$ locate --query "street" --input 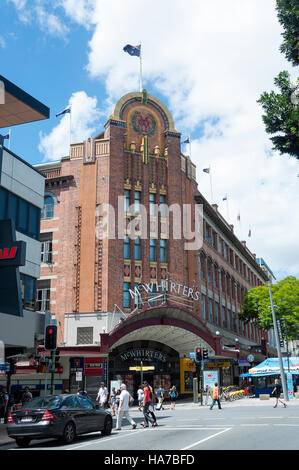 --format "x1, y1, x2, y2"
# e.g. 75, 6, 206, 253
1, 398, 299, 452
